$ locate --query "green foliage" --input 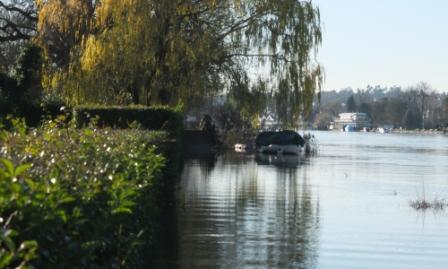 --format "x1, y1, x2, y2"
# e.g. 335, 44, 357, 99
0, 117, 168, 268
276, 79, 294, 126
213, 103, 252, 132
0, 73, 18, 116
73, 105, 183, 137
228, 78, 268, 124
15, 44, 42, 93
37, 0, 322, 124
11, 43, 43, 122
0, 43, 51, 126
0, 158, 39, 269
